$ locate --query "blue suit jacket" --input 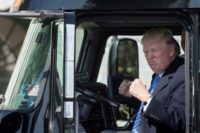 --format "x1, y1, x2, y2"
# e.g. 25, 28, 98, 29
140, 57, 185, 133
